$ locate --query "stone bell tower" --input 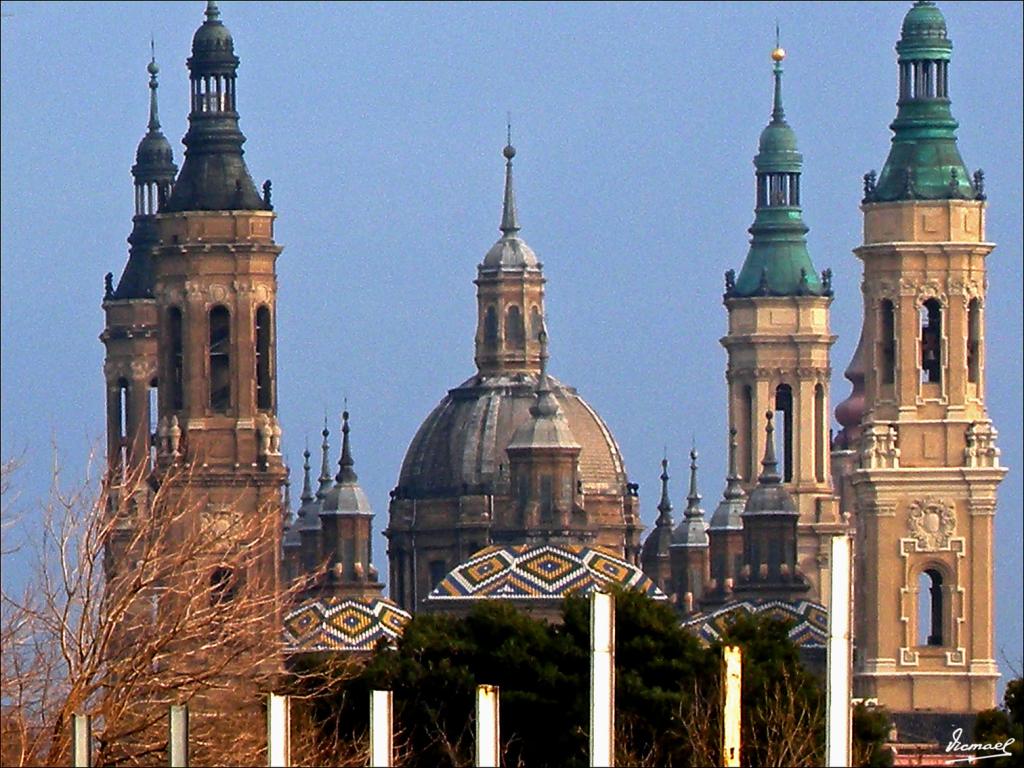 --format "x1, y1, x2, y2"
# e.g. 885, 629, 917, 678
844, 1, 1005, 719
151, 2, 285, 573
721, 43, 841, 605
